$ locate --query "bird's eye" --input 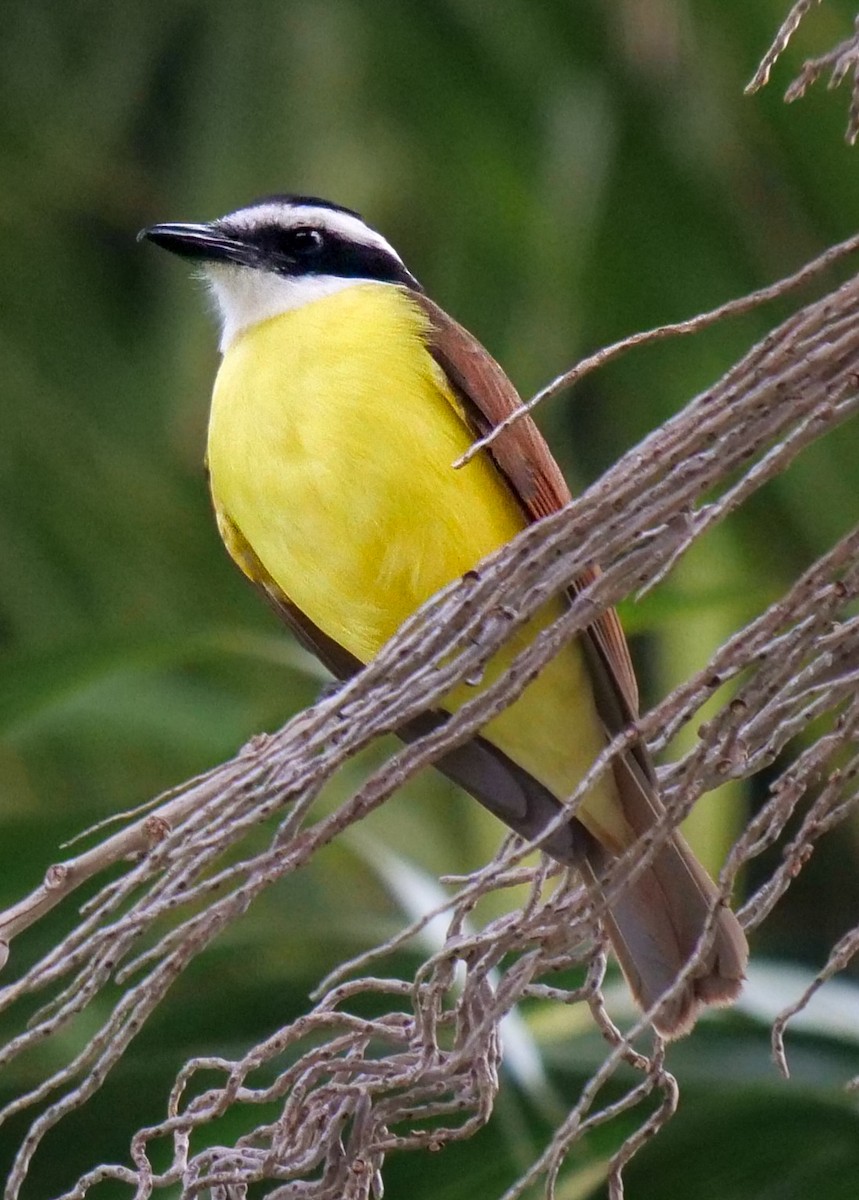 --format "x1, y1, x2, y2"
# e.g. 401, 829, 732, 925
290, 227, 324, 254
